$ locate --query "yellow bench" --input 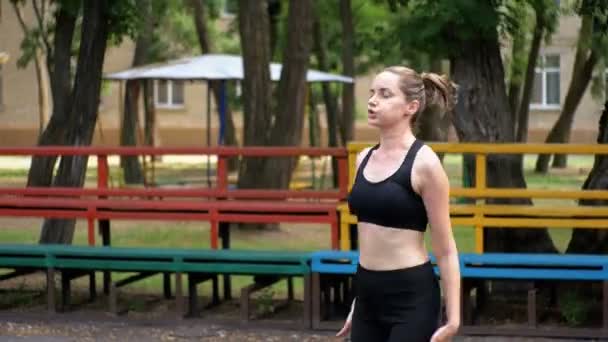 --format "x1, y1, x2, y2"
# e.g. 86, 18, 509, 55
340, 142, 608, 252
